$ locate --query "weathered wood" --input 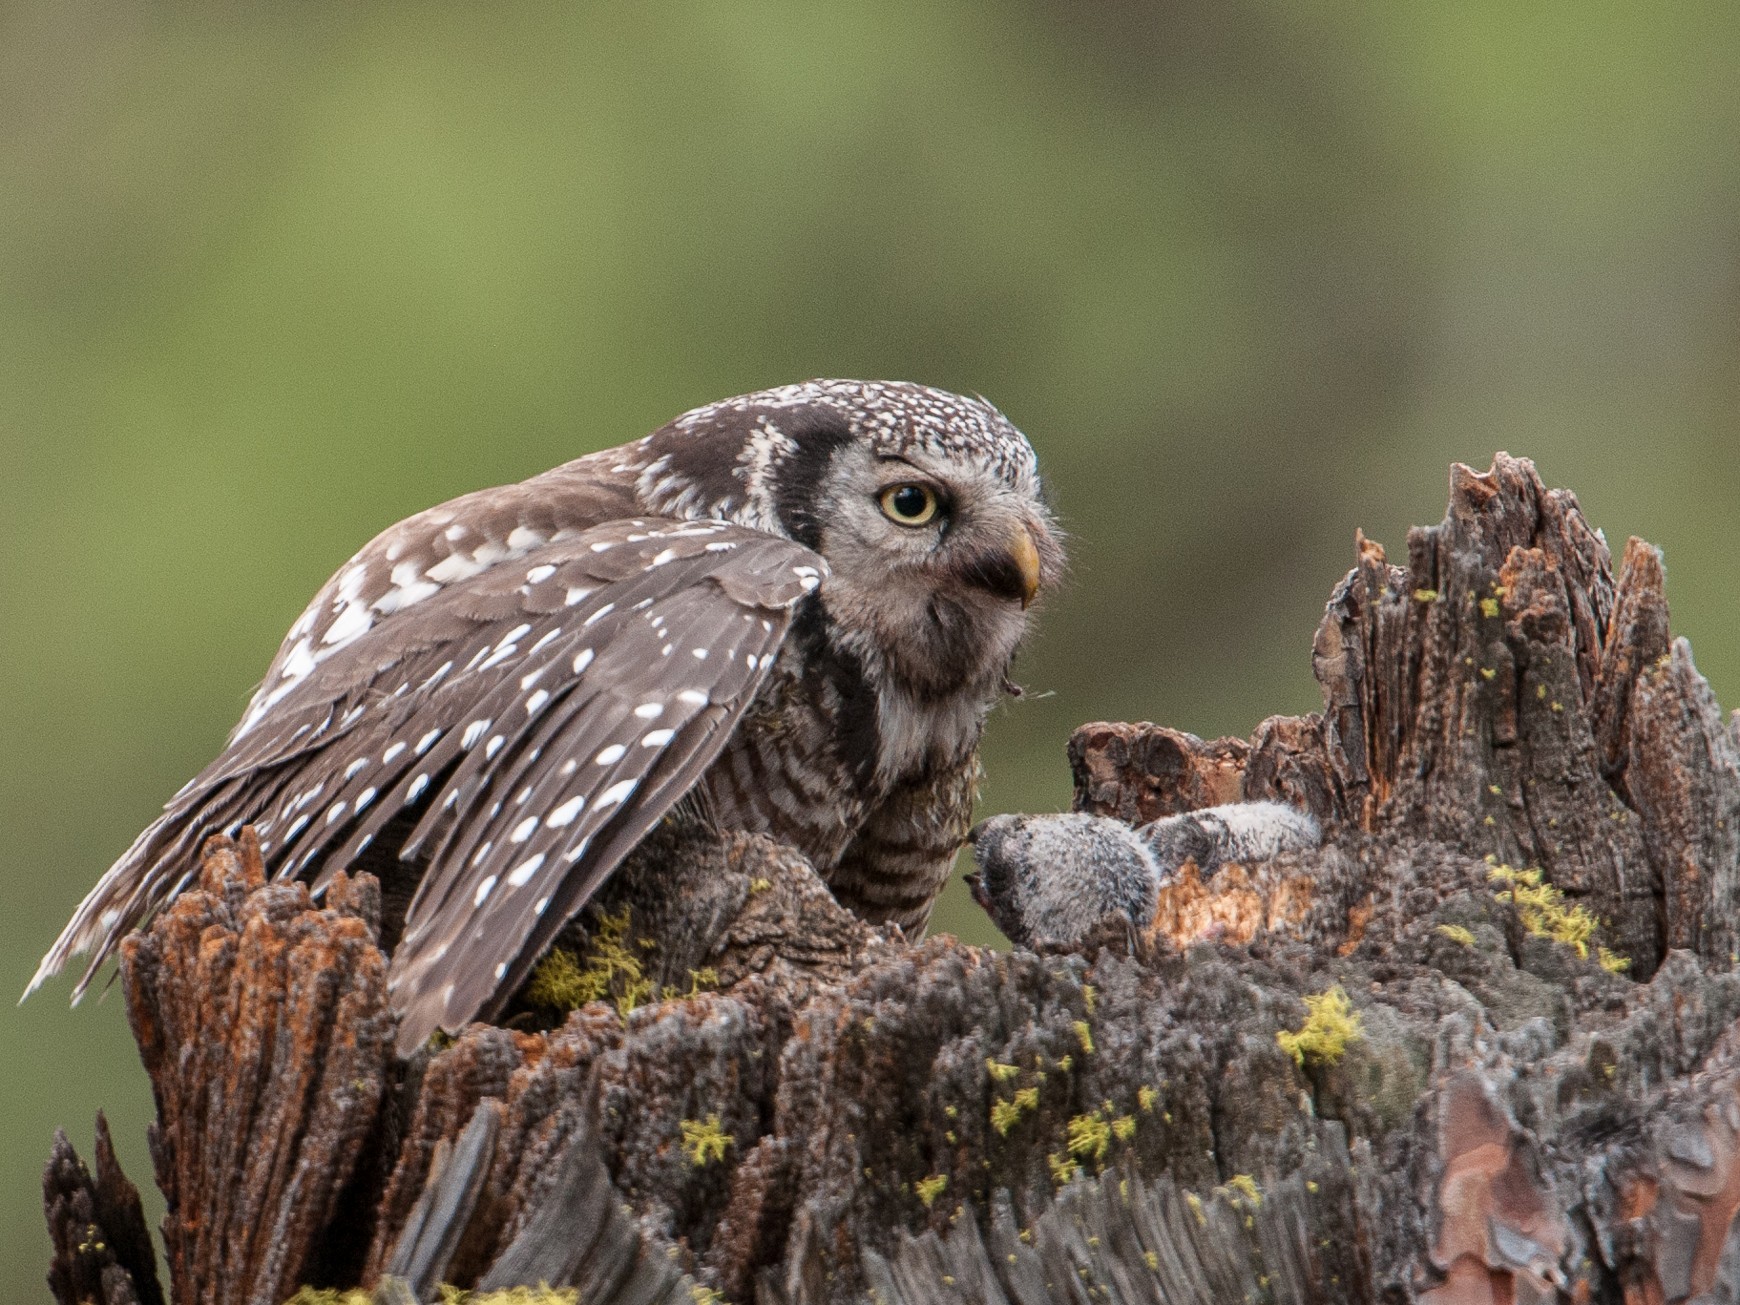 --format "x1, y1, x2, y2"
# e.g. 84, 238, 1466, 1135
44, 453, 1740, 1303
44, 1112, 164, 1305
